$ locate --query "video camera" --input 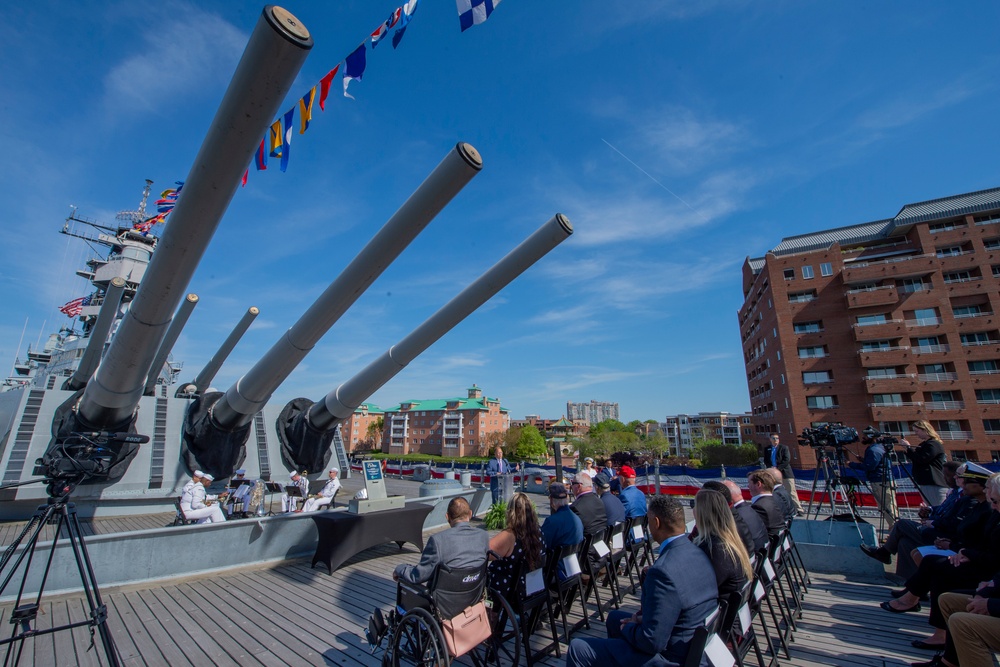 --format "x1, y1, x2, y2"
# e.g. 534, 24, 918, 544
861, 426, 899, 452
798, 423, 859, 449
33, 432, 149, 498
